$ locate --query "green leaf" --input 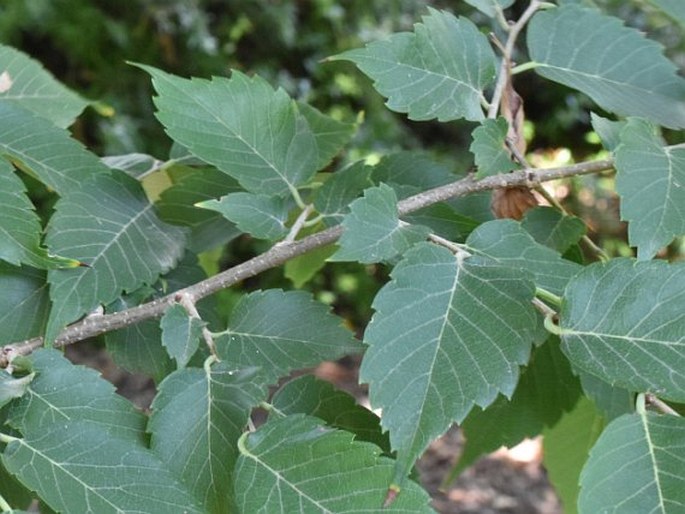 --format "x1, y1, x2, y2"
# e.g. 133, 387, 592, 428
156, 166, 242, 253
466, 219, 582, 296
614, 118, 685, 259
331, 8, 496, 122
578, 371, 634, 421
0, 462, 34, 511
589, 113, 625, 152
160, 304, 205, 369
105, 319, 174, 383
543, 396, 605, 514
521, 207, 587, 254
470, 118, 520, 178
150, 363, 267, 513
5, 349, 146, 442
0, 161, 79, 269
0, 45, 88, 127
0, 372, 34, 410
199, 192, 291, 241
371, 152, 457, 194
45, 171, 187, 343
527, 4, 685, 129
140, 64, 319, 196
0, 264, 49, 345
272, 375, 390, 453
464, 0, 514, 17
297, 102, 356, 170
1, 420, 203, 514
314, 161, 373, 224
331, 184, 430, 263
214, 290, 362, 384
403, 203, 480, 242
452, 337, 581, 478
559, 259, 685, 402
579, 411, 685, 513
234, 415, 434, 513
0, 102, 109, 195
361, 243, 538, 479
